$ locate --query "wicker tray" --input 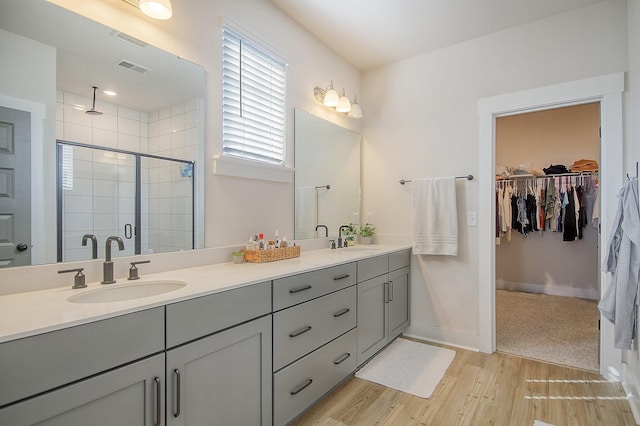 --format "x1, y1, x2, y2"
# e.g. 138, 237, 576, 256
243, 246, 301, 263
